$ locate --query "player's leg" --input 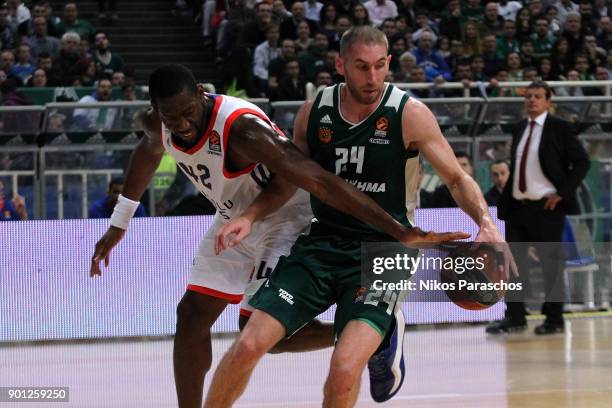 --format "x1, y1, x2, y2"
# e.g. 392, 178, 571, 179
204, 309, 286, 408
239, 313, 334, 353
323, 320, 383, 408
174, 290, 228, 408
